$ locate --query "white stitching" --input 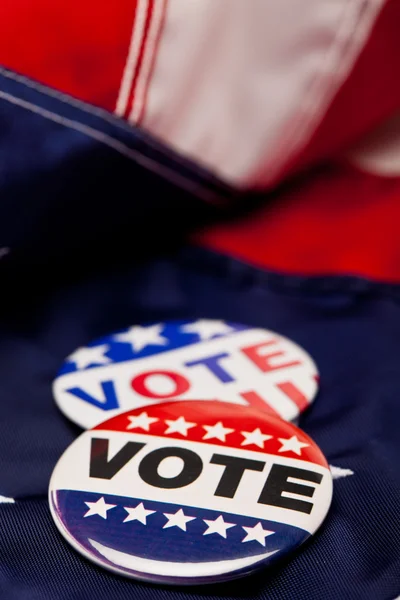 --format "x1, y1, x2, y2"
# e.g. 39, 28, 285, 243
0, 66, 226, 191
0, 66, 137, 133
0, 89, 219, 202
